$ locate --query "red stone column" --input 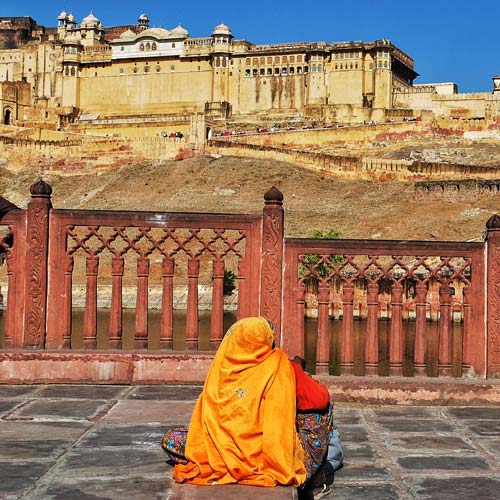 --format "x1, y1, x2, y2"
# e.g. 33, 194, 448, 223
160, 257, 174, 349
24, 179, 52, 349
260, 186, 284, 343
389, 282, 404, 373
185, 257, 200, 350
365, 282, 379, 374
341, 283, 355, 374
62, 255, 74, 349
438, 279, 452, 373
3, 235, 14, 349
109, 256, 124, 349
462, 285, 472, 367
210, 258, 225, 349
486, 214, 500, 376
134, 257, 150, 349
414, 282, 427, 370
83, 255, 99, 349
316, 282, 330, 374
